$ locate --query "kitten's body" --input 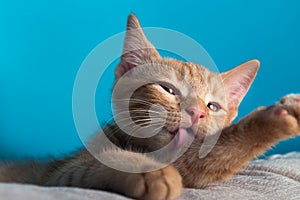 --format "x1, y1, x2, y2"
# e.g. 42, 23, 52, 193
1, 14, 300, 200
